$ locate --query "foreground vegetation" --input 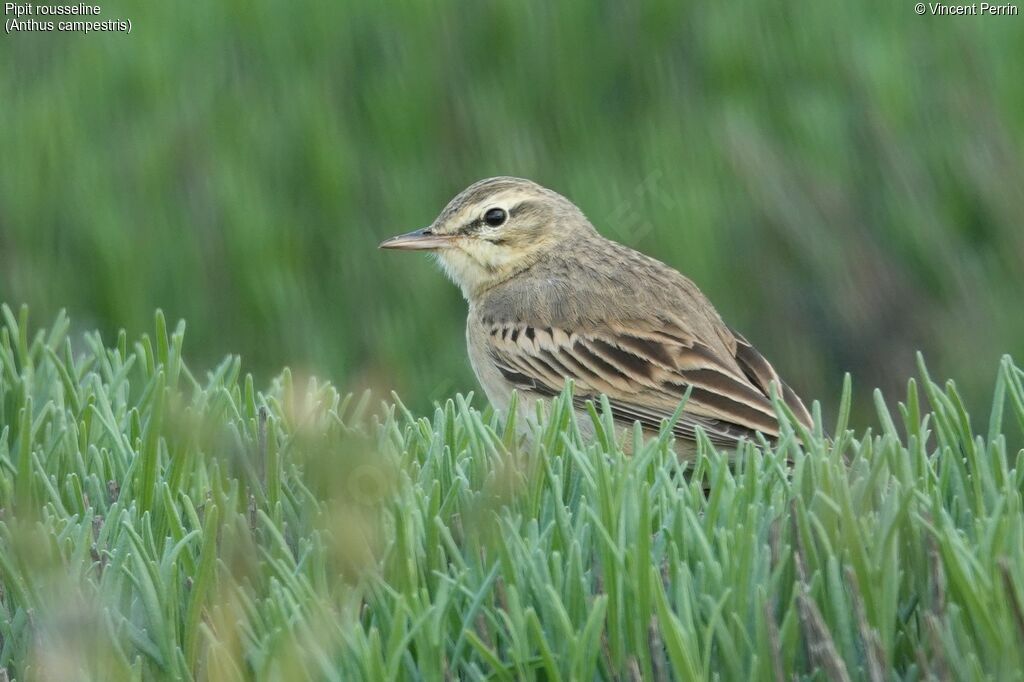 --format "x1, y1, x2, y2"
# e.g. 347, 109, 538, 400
0, 306, 1022, 680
